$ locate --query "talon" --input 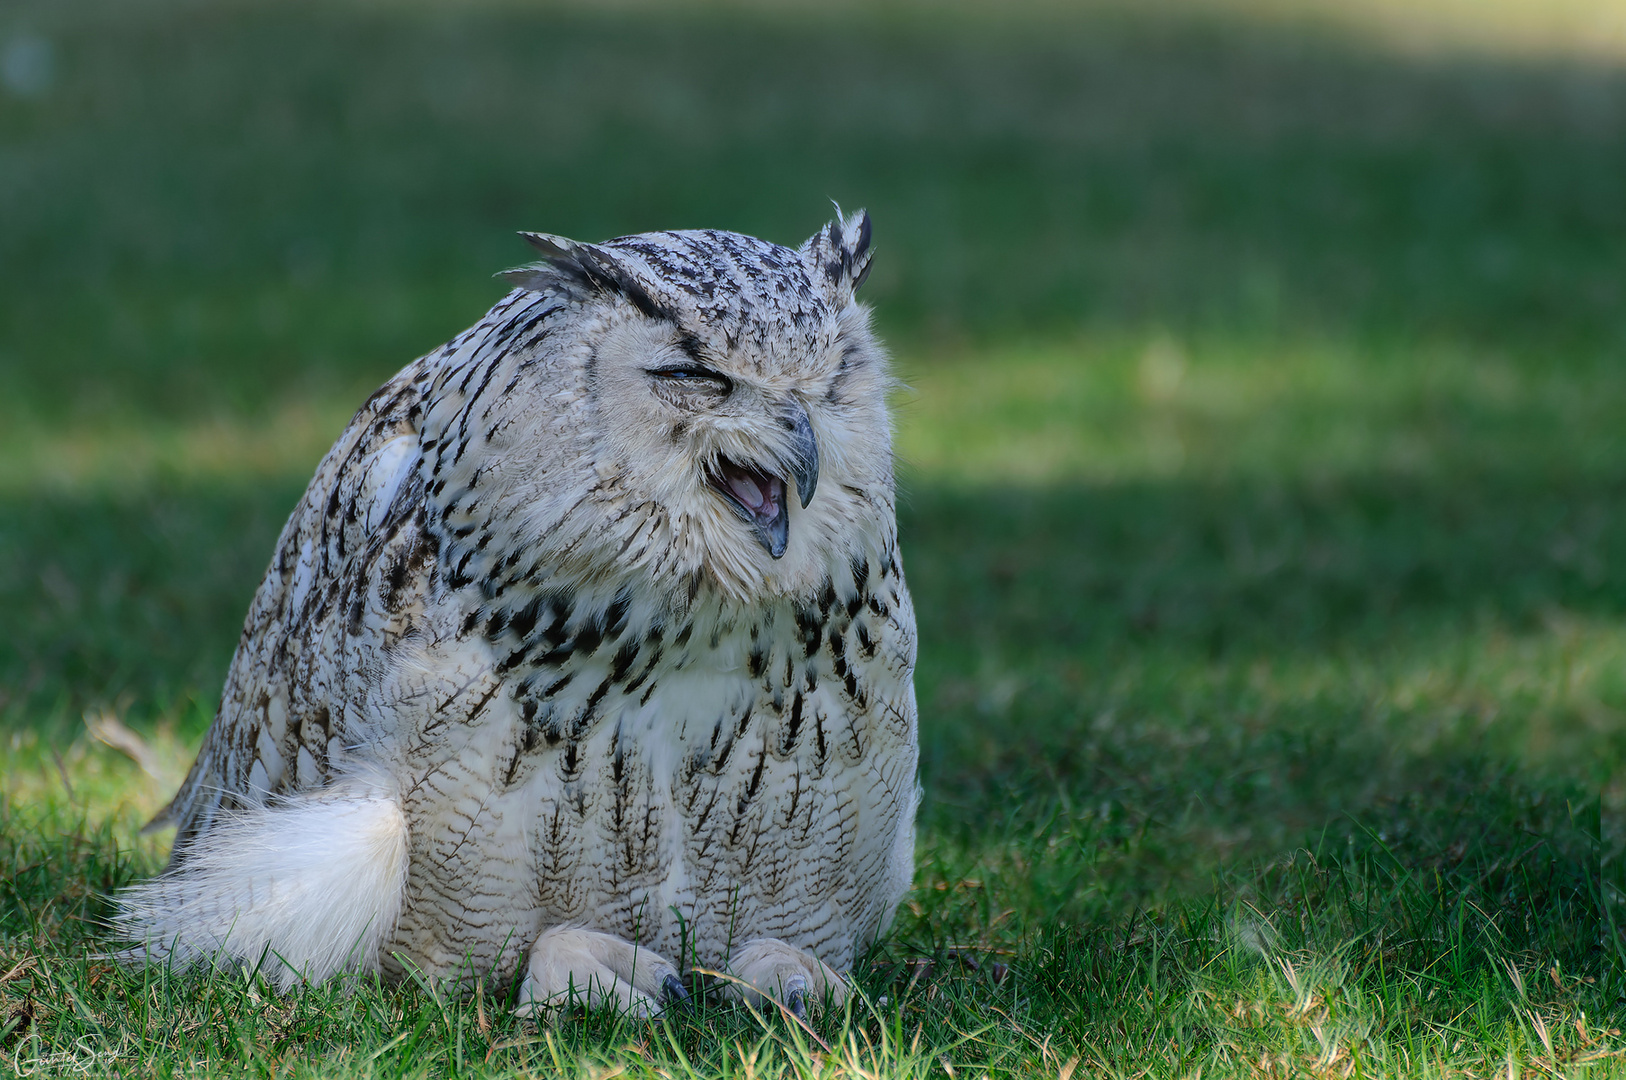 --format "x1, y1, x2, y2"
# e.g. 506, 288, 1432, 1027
785, 976, 808, 1021
662, 973, 691, 1009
